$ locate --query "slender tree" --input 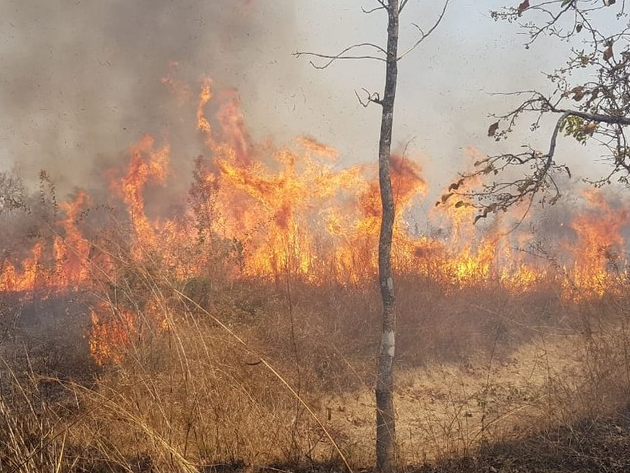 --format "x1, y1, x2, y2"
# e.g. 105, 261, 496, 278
296, 2, 449, 471
374, 4, 399, 470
